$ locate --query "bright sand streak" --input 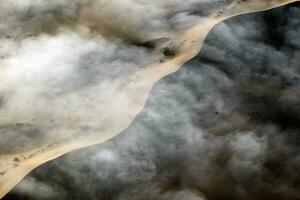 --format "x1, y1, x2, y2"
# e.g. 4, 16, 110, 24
0, 1, 298, 198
